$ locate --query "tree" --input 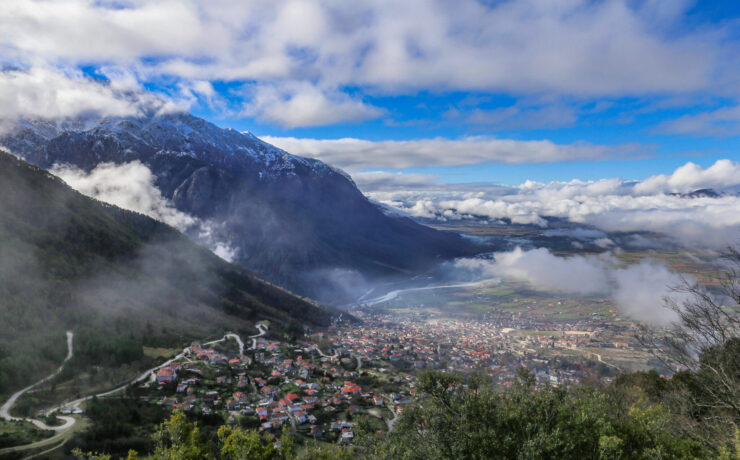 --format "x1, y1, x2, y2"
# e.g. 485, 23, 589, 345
217, 424, 276, 460
151, 411, 209, 460
639, 248, 740, 443
370, 370, 708, 460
